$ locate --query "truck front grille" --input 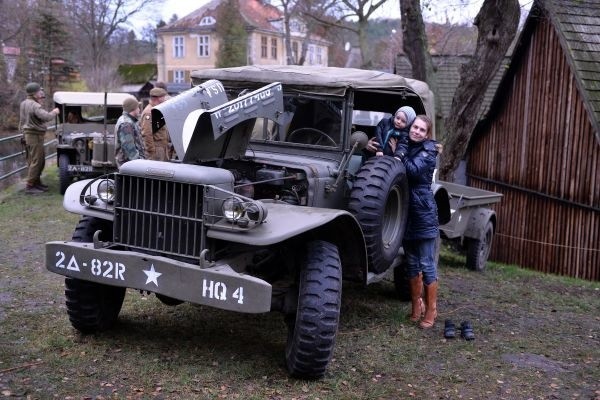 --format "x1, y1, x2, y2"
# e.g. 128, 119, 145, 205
114, 174, 204, 259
